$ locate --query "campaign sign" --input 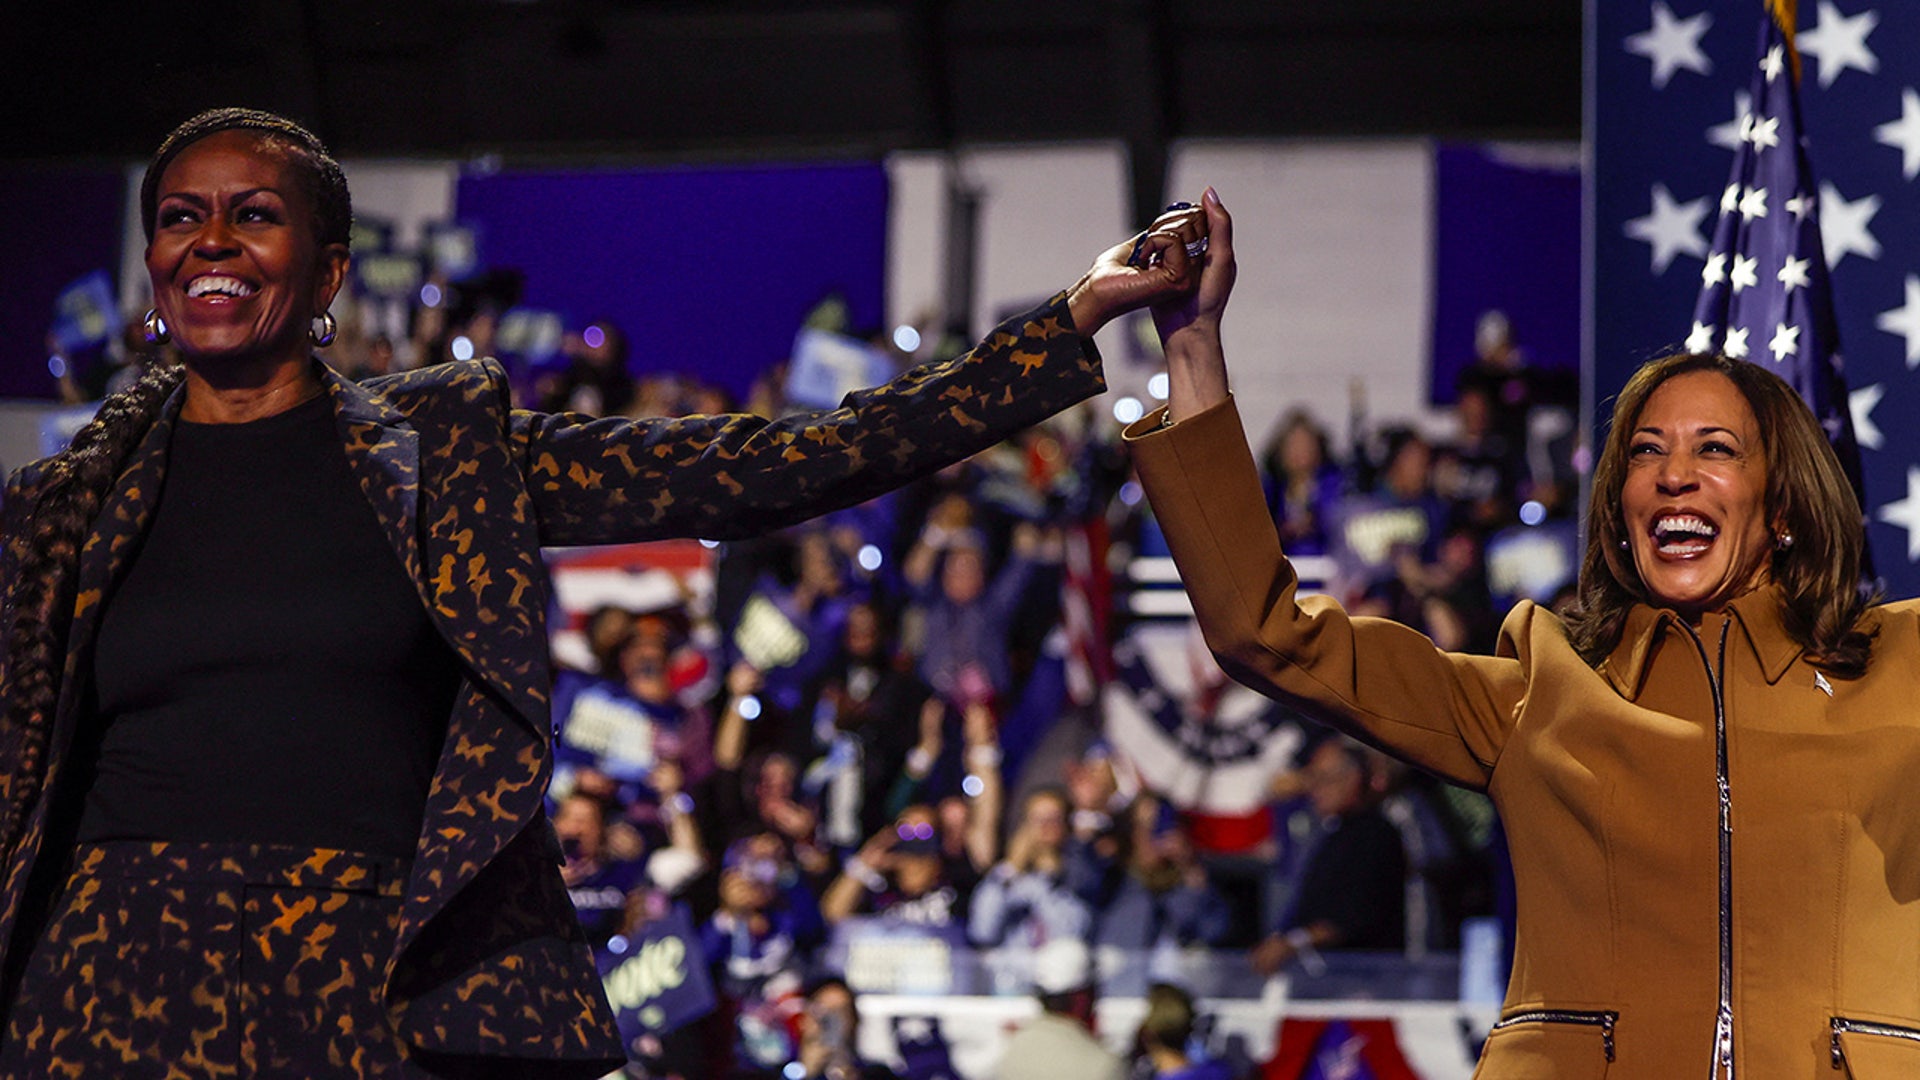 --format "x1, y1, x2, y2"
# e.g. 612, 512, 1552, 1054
424, 221, 481, 279
786, 327, 893, 409
349, 216, 394, 257
599, 904, 716, 1042
496, 307, 565, 363
355, 252, 424, 300
833, 918, 961, 996
49, 270, 118, 354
